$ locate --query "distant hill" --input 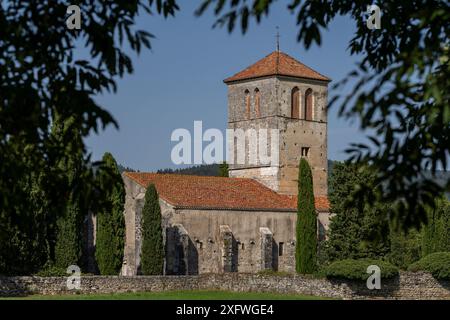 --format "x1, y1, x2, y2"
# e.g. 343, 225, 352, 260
157, 164, 220, 176
117, 163, 219, 176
